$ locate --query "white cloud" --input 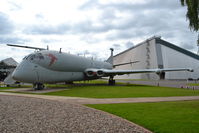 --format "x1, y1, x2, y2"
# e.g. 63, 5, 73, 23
0, 0, 198, 62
